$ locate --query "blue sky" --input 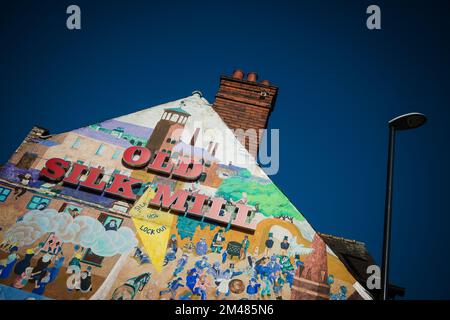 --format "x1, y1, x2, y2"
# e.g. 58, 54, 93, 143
1, 0, 449, 299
